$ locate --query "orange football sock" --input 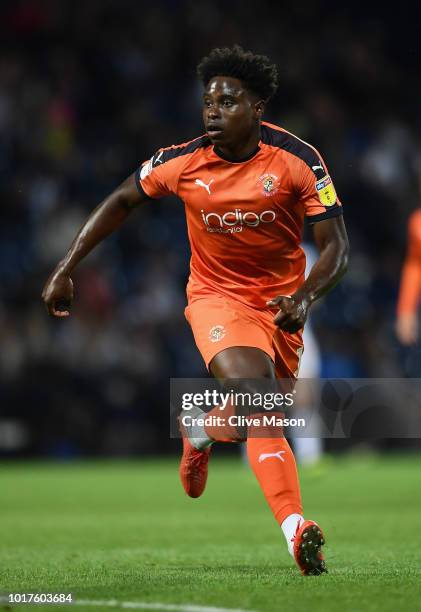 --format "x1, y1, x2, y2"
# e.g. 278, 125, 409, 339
204, 403, 245, 442
246, 434, 303, 525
